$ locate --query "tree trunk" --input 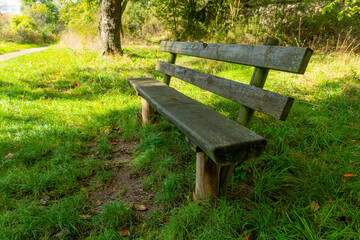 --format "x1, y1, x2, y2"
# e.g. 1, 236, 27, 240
99, 0, 128, 55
